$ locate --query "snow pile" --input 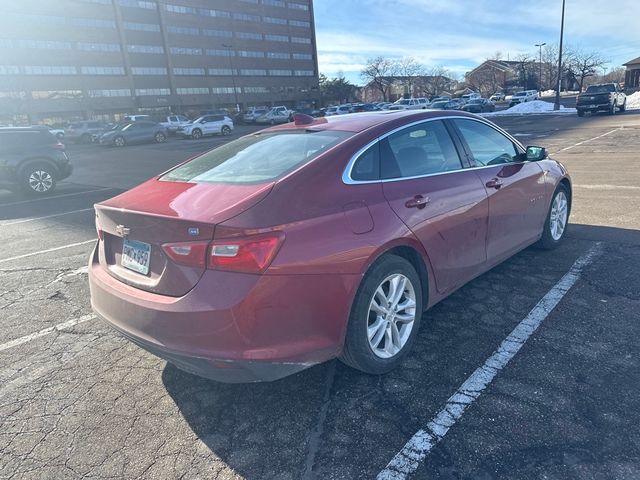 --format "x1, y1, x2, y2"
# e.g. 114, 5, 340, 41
540, 90, 556, 97
626, 91, 640, 110
484, 100, 577, 116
